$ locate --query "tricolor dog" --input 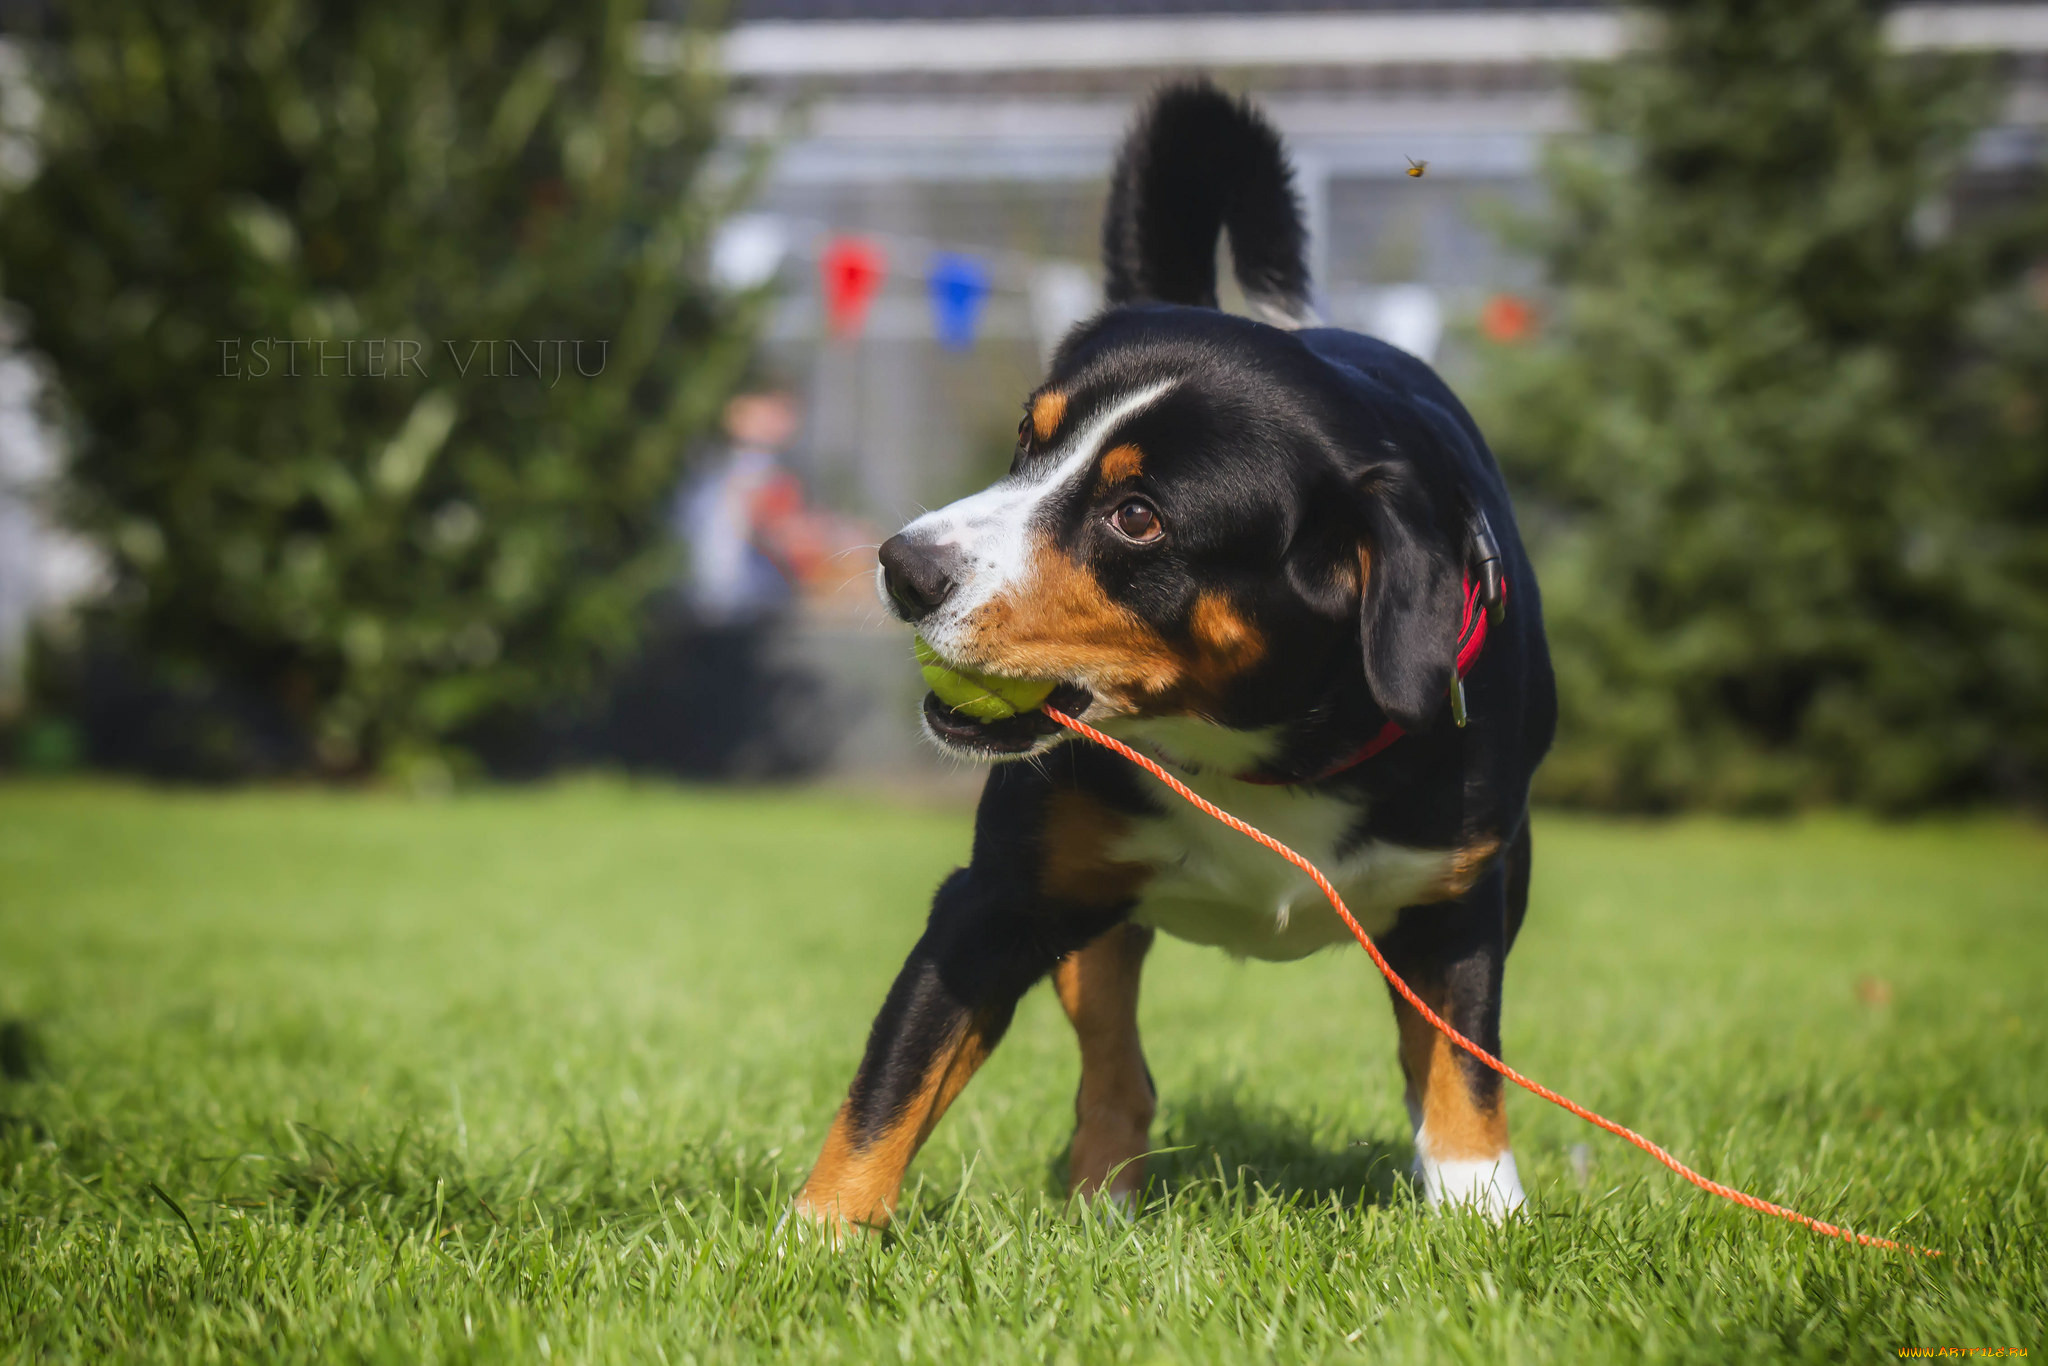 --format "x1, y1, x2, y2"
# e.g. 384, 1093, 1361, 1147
796, 83, 1555, 1228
